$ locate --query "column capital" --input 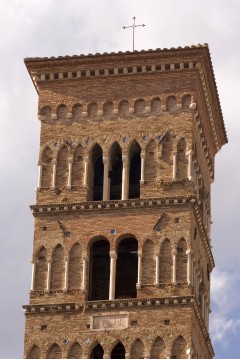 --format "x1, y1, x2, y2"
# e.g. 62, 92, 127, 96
138, 250, 143, 257
172, 247, 177, 255
84, 156, 89, 162
68, 157, 73, 164
52, 160, 57, 165
186, 248, 192, 255
102, 155, 109, 164
122, 154, 129, 163
109, 251, 117, 259
37, 160, 42, 166
83, 254, 88, 261
140, 152, 146, 159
